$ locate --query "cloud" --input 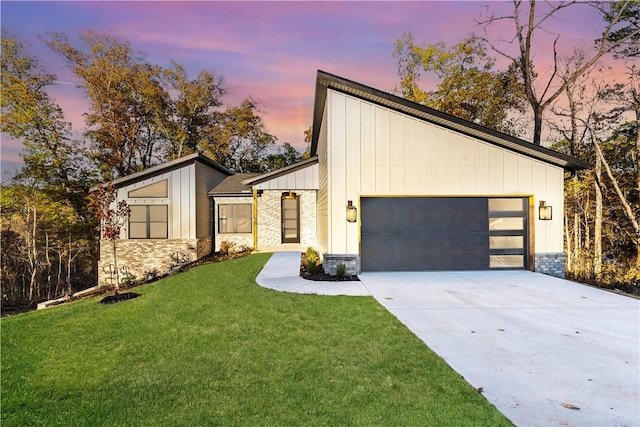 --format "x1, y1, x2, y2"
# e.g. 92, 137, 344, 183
1, 0, 625, 171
